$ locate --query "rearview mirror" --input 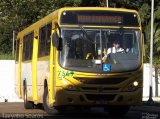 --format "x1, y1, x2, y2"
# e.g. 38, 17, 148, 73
58, 37, 62, 51
52, 23, 62, 51
52, 32, 62, 51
